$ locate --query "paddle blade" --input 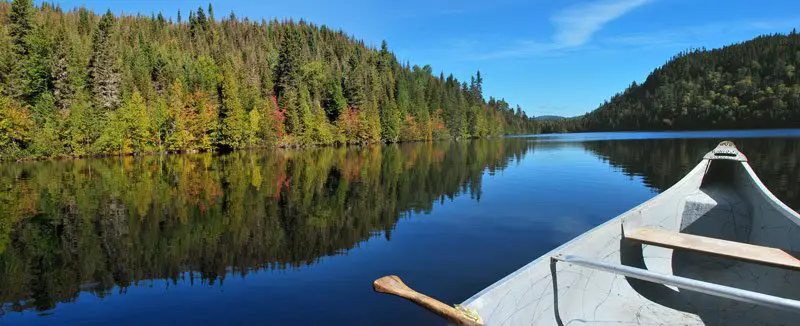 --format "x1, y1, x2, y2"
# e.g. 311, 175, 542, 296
373, 275, 411, 295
